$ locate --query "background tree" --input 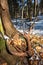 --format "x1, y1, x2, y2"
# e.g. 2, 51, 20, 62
21, 0, 24, 19
40, 0, 43, 14
34, 0, 37, 17
19, 0, 24, 19
8, 0, 19, 19
27, 0, 32, 21
8, 0, 15, 19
